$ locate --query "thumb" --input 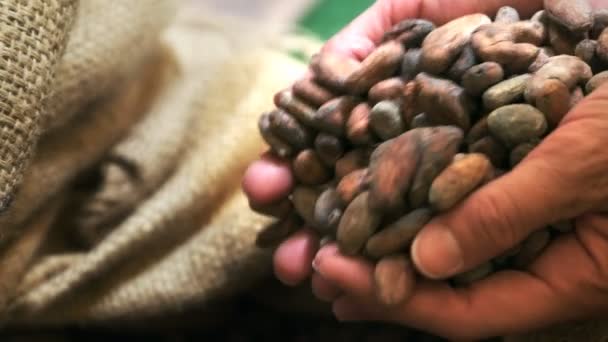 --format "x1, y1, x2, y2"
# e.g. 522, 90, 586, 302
409, 85, 608, 280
